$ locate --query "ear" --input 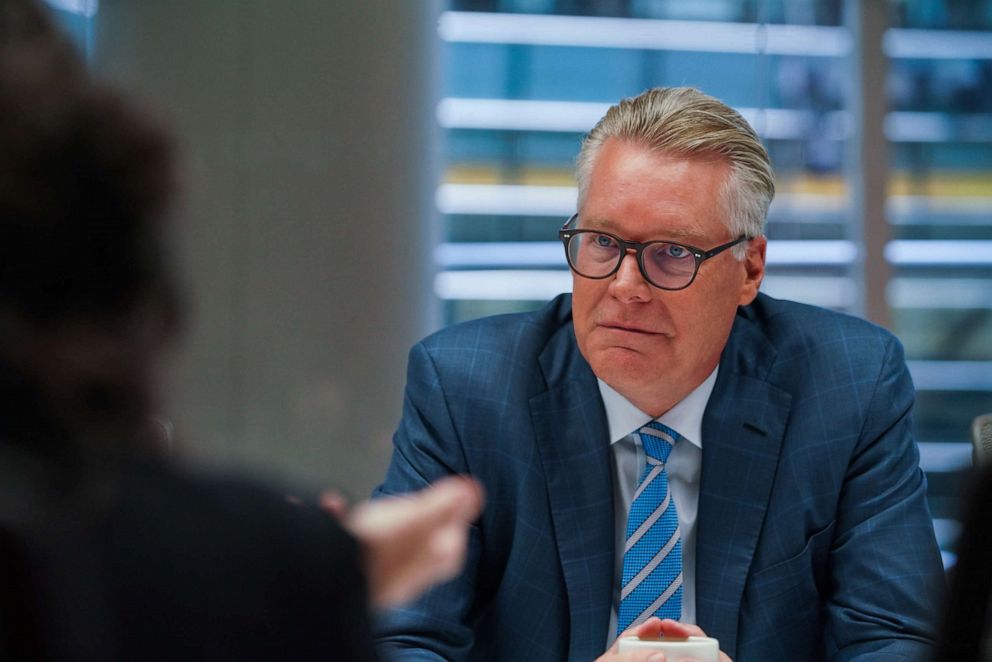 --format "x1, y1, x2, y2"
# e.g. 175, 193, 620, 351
737, 236, 766, 306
